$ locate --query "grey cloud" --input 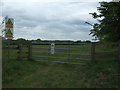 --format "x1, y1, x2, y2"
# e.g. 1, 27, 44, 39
3, 2, 98, 40
3, 2, 97, 27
